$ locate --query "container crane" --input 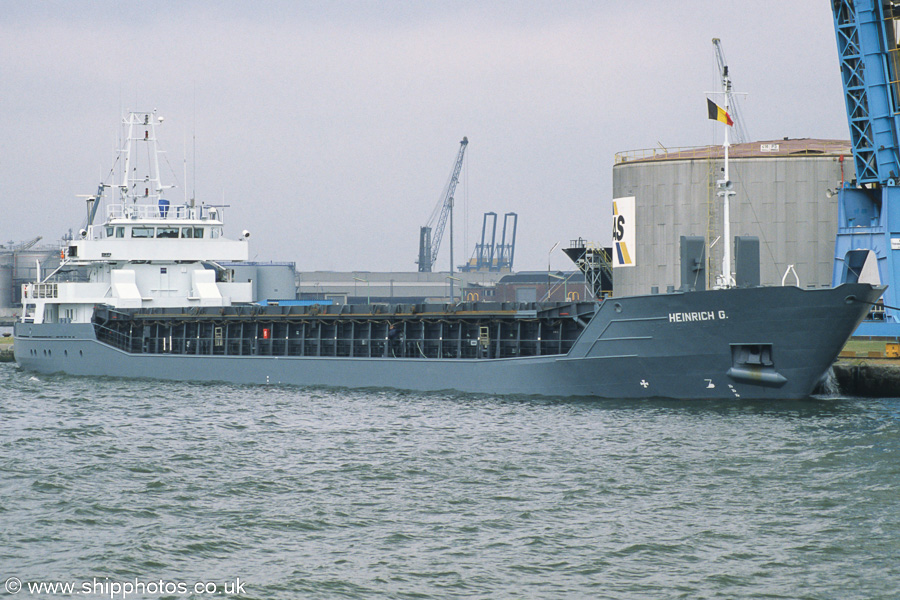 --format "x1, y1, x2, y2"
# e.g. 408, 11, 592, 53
461, 211, 518, 272
830, 0, 900, 333
712, 38, 750, 144
417, 137, 468, 273
496, 212, 518, 271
